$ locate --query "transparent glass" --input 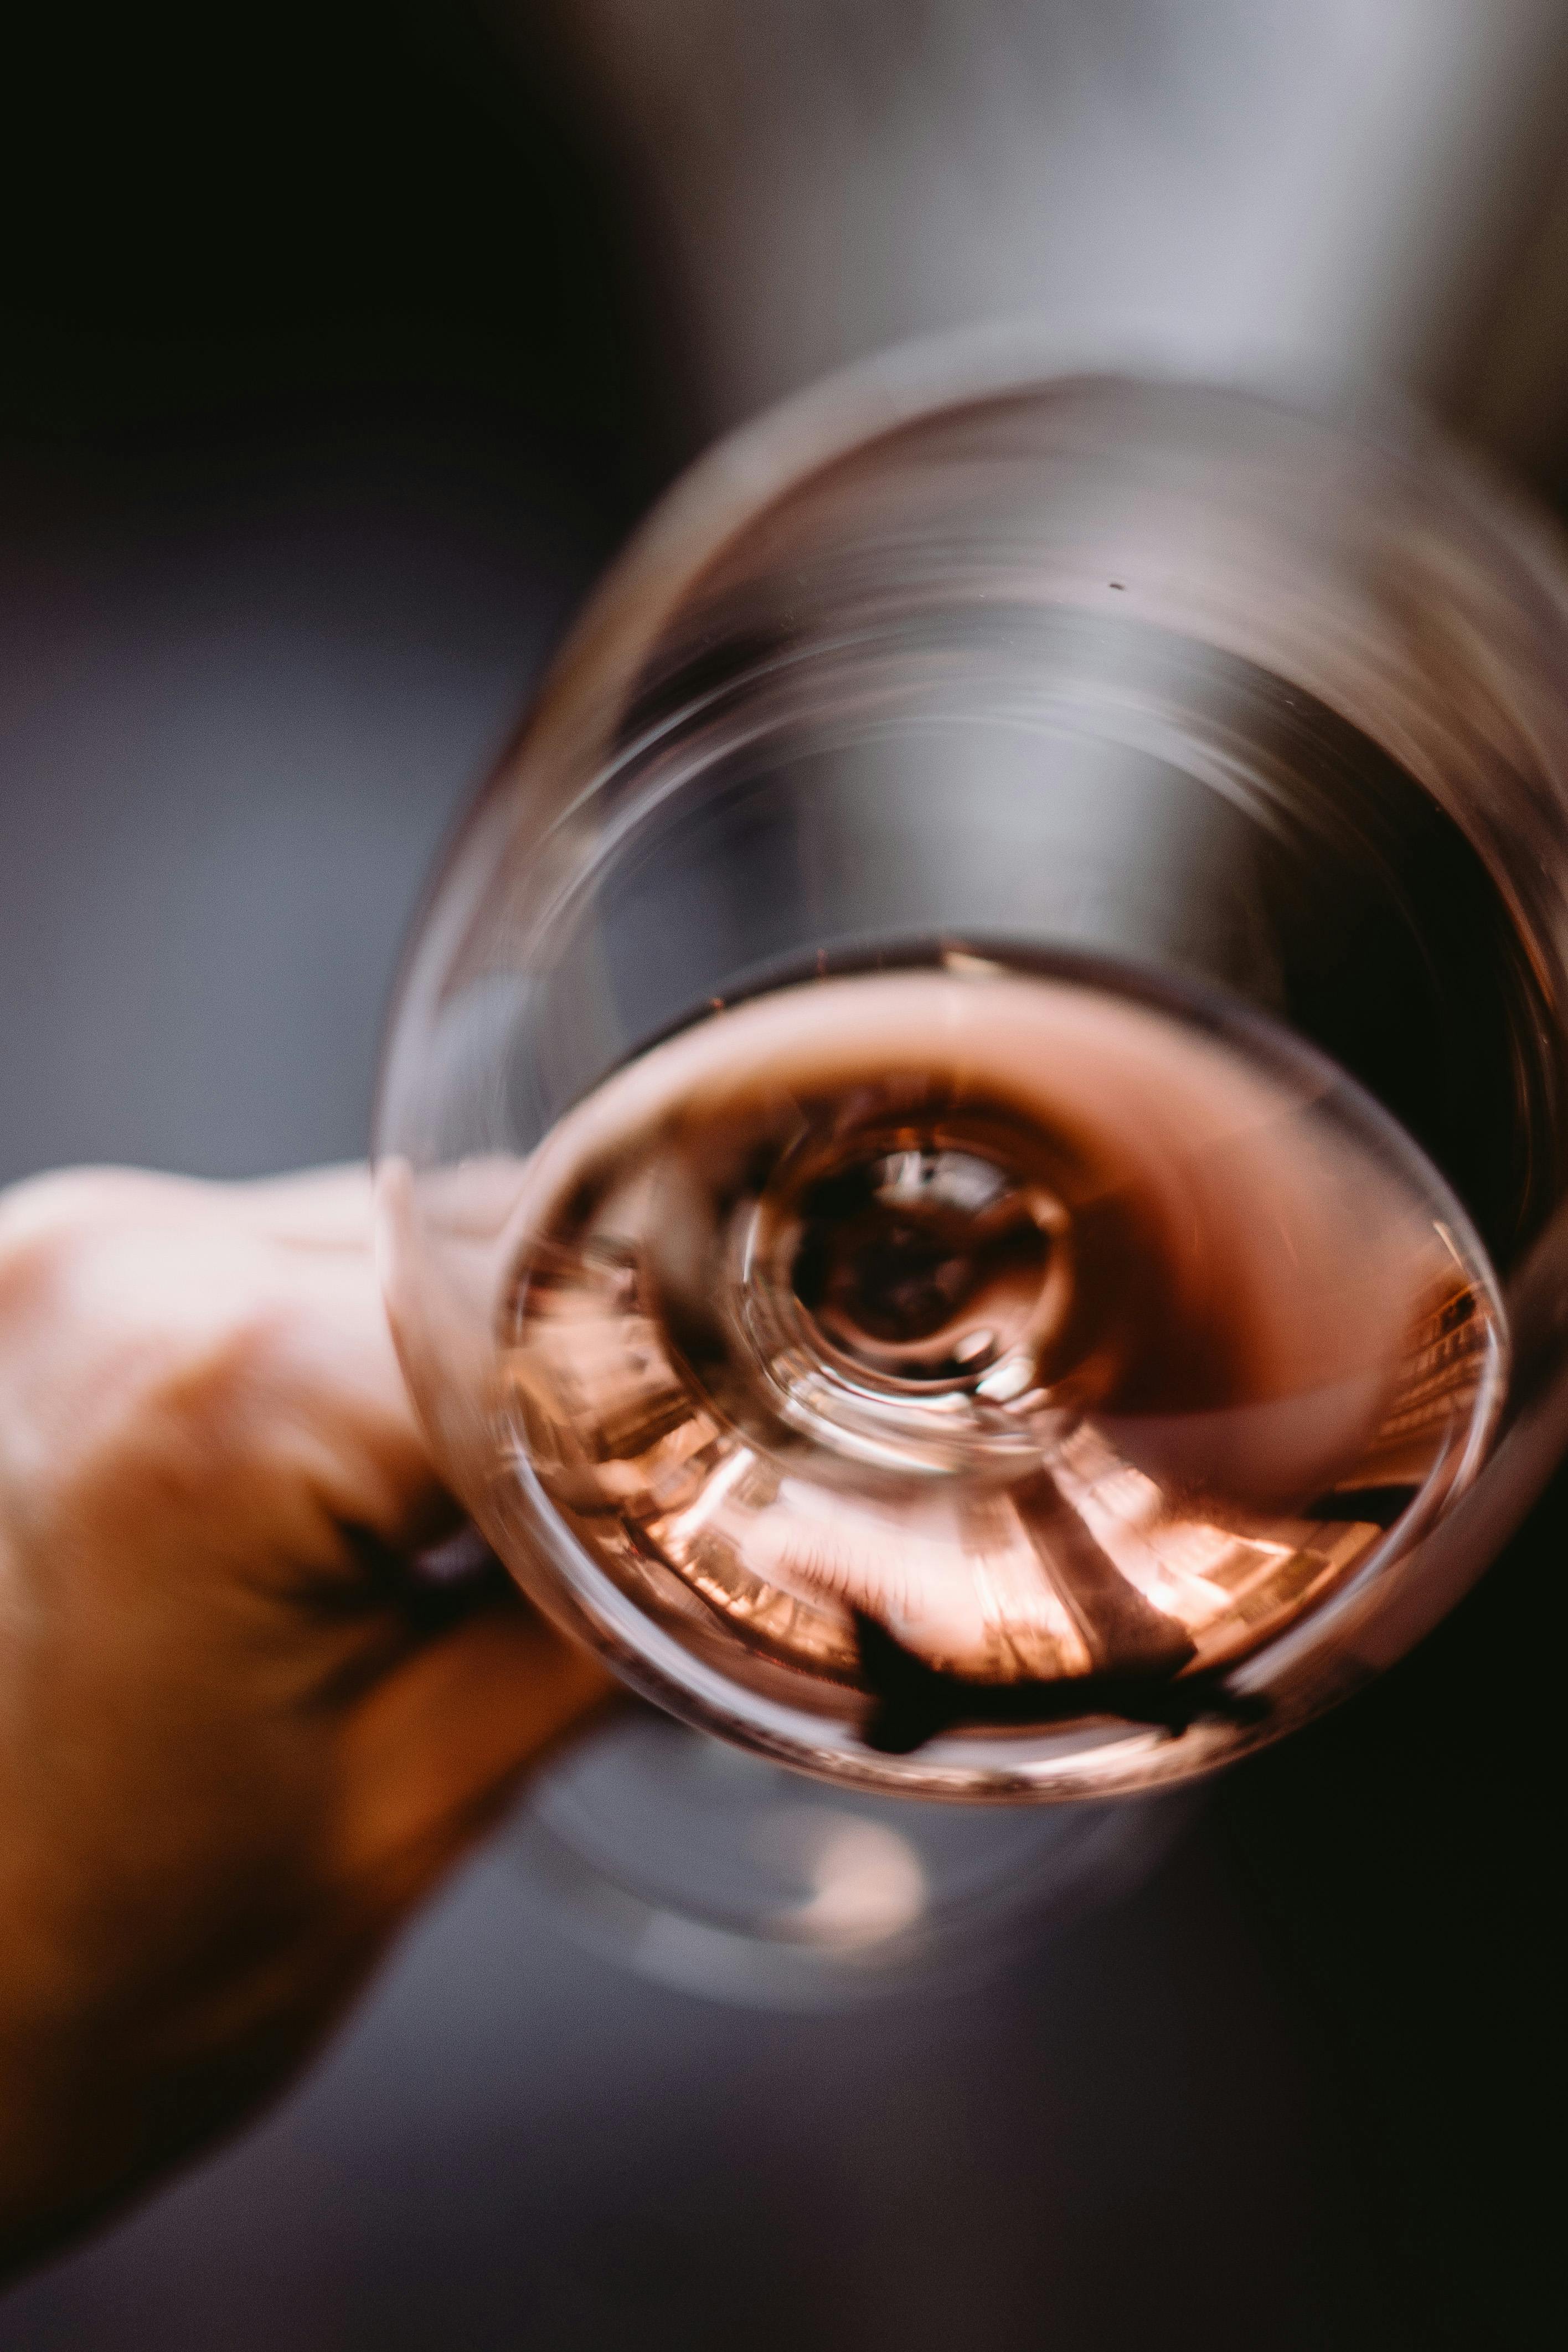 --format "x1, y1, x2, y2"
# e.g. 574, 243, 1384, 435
507, 1708, 1192, 2007
376, 345, 1568, 1889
